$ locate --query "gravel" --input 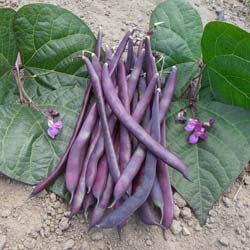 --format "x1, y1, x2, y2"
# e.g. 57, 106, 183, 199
62, 239, 75, 250
182, 227, 191, 236
180, 207, 192, 219
80, 241, 90, 250
219, 236, 230, 246
223, 197, 231, 208
173, 204, 180, 219
0, 235, 6, 250
170, 220, 182, 235
174, 193, 187, 208
90, 231, 104, 241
